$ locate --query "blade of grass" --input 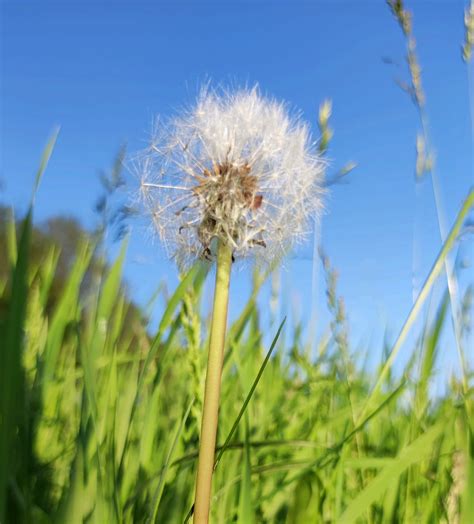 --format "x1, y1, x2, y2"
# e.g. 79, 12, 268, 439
5, 207, 17, 267
97, 238, 128, 322
0, 208, 31, 522
31, 127, 59, 204
39, 245, 60, 307
461, 428, 474, 524
214, 317, 286, 470
415, 290, 449, 417
359, 188, 474, 424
